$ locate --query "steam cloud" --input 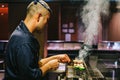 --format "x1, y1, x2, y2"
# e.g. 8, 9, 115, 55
78, 0, 110, 60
